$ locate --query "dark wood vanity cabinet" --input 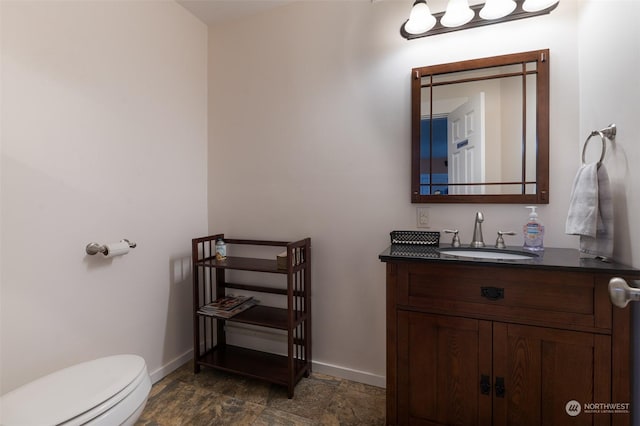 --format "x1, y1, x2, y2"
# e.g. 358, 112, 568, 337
383, 257, 637, 426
